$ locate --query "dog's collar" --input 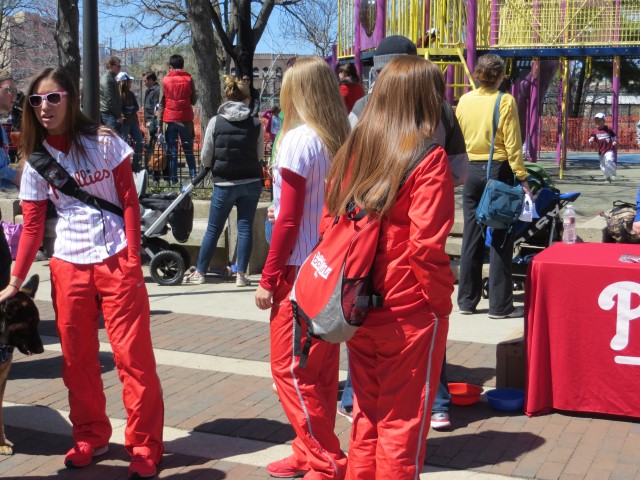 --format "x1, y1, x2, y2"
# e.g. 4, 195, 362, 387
0, 342, 13, 363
